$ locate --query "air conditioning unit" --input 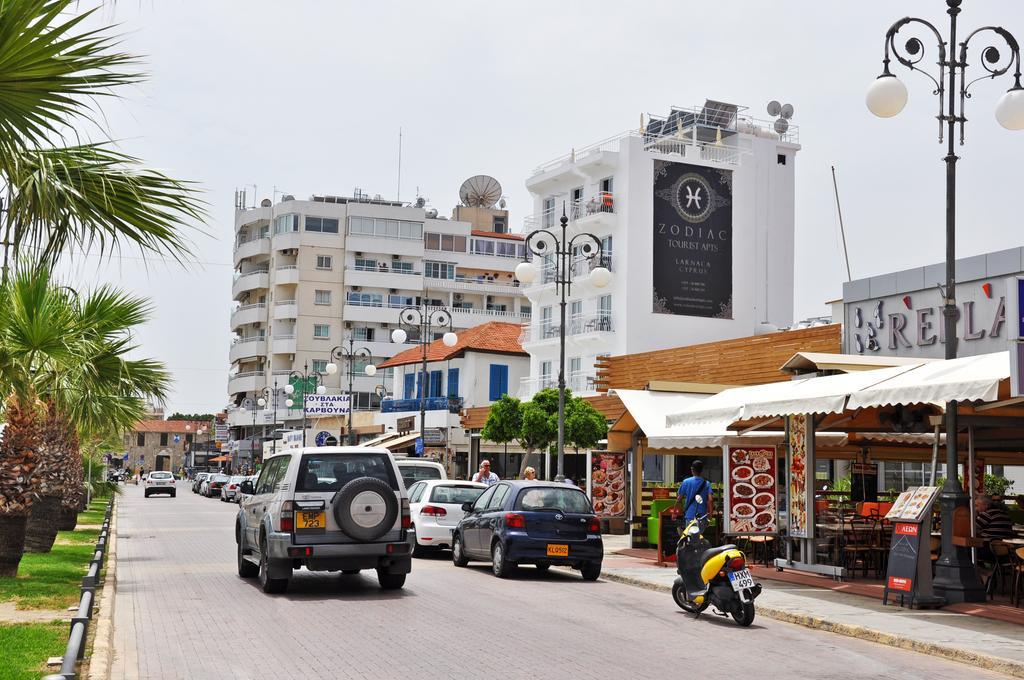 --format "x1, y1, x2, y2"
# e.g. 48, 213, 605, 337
288, 354, 295, 361
454, 293, 464, 301
381, 323, 390, 329
282, 249, 297, 256
392, 254, 400, 260
352, 286, 361, 291
390, 288, 397, 294
344, 321, 352, 329
355, 252, 363, 257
